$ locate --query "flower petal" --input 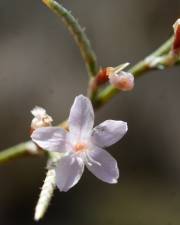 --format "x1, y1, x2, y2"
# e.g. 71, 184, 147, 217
91, 120, 128, 147
85, 147, 119, 183
55, 155, 84, 192
31, 127, 67, 152
68, 95, 94, 140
